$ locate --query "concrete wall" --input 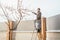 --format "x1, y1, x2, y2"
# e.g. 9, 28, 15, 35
47, 14, 60, 30
15, 20, 35, 31
12, 20, 38, 40
0, 32, 7, 40
12, 32, 38, 40
0, 22, 8, 40
46, 32, 60, 40
0, 32, 38, 40
46, 14, 60, 40
0, 20, 37, 40
0, 22, 8, 31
